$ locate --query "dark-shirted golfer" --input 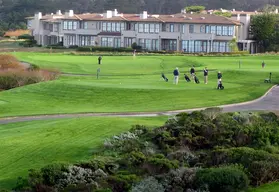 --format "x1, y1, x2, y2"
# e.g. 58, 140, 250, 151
98, 56, 102, 64
190, 66, 195, 80
173, 67, 179, 85
204, 67, 208, 84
